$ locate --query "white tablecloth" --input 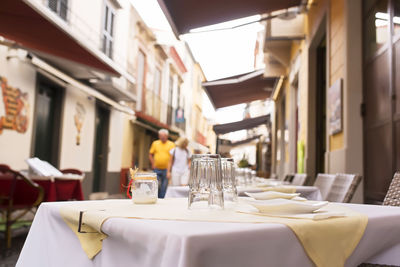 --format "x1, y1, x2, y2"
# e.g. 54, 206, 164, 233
165, 185, 323, 201
17, 201, 400, 267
